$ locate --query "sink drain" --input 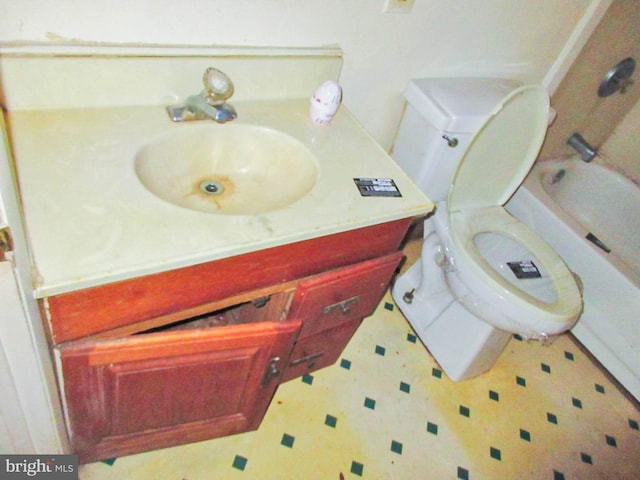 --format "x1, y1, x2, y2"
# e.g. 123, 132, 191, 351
199, 179, 224, 195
